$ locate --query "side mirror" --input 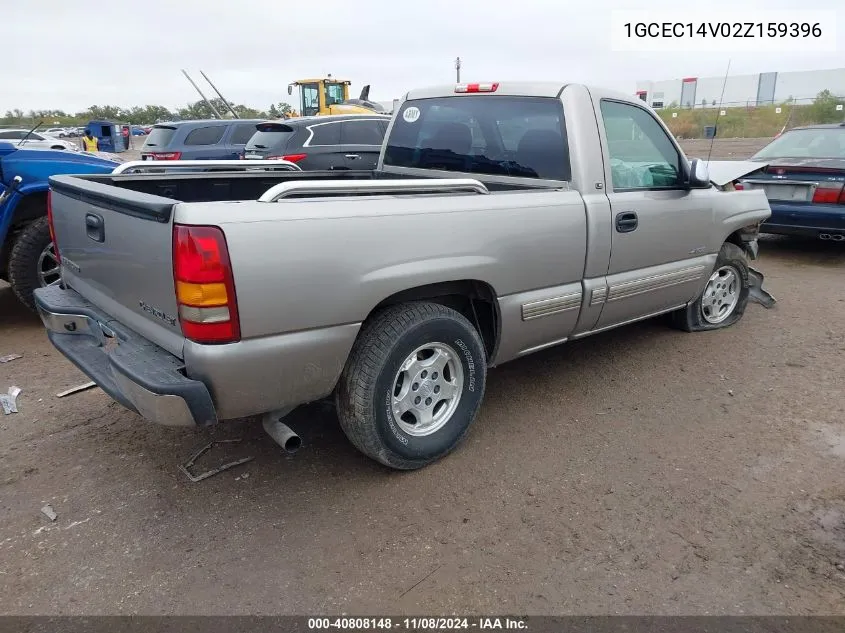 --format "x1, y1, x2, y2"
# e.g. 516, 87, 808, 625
688, 158, 710, 188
